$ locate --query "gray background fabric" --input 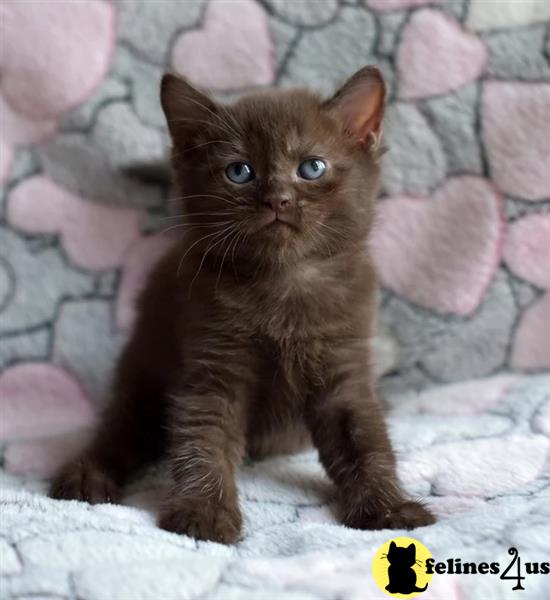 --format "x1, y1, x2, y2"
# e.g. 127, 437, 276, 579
0, 0, 549, 403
